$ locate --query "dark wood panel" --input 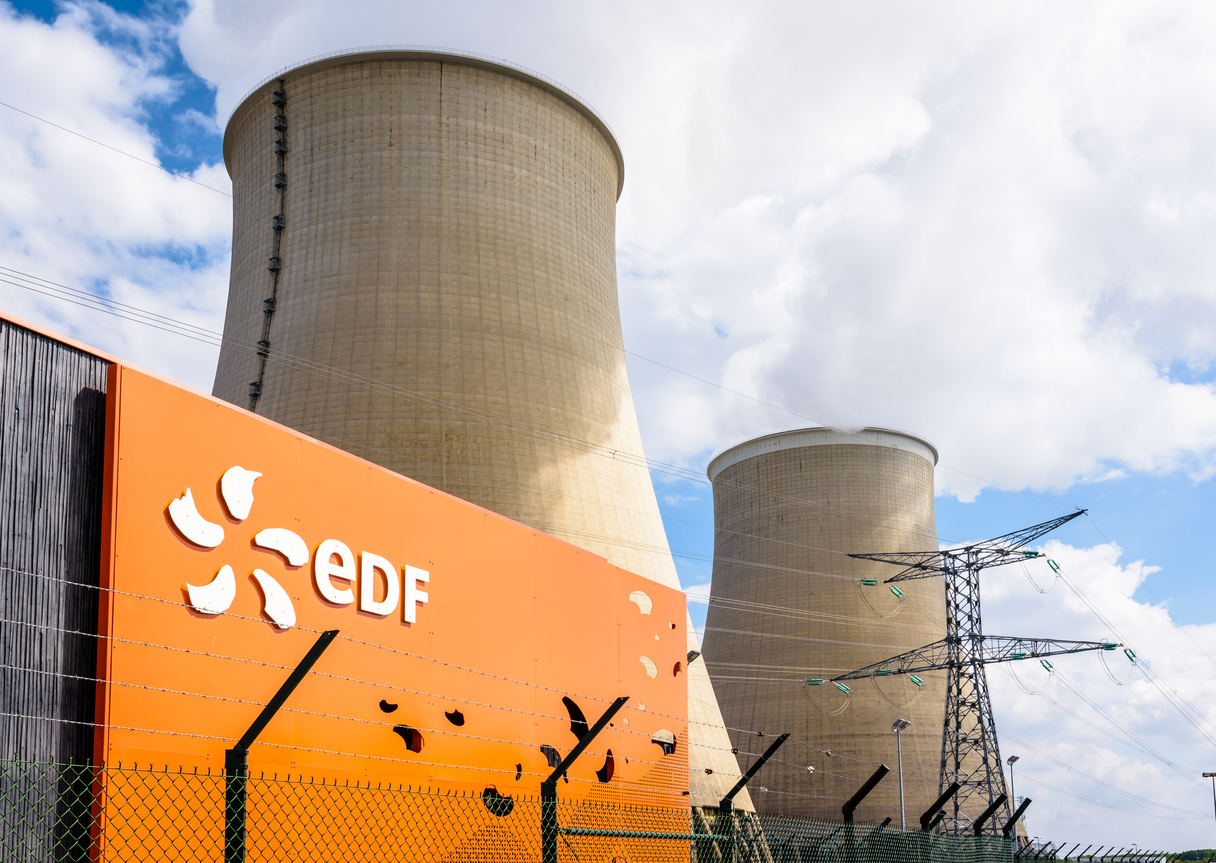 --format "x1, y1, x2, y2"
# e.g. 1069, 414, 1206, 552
0, 319, 109, 765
